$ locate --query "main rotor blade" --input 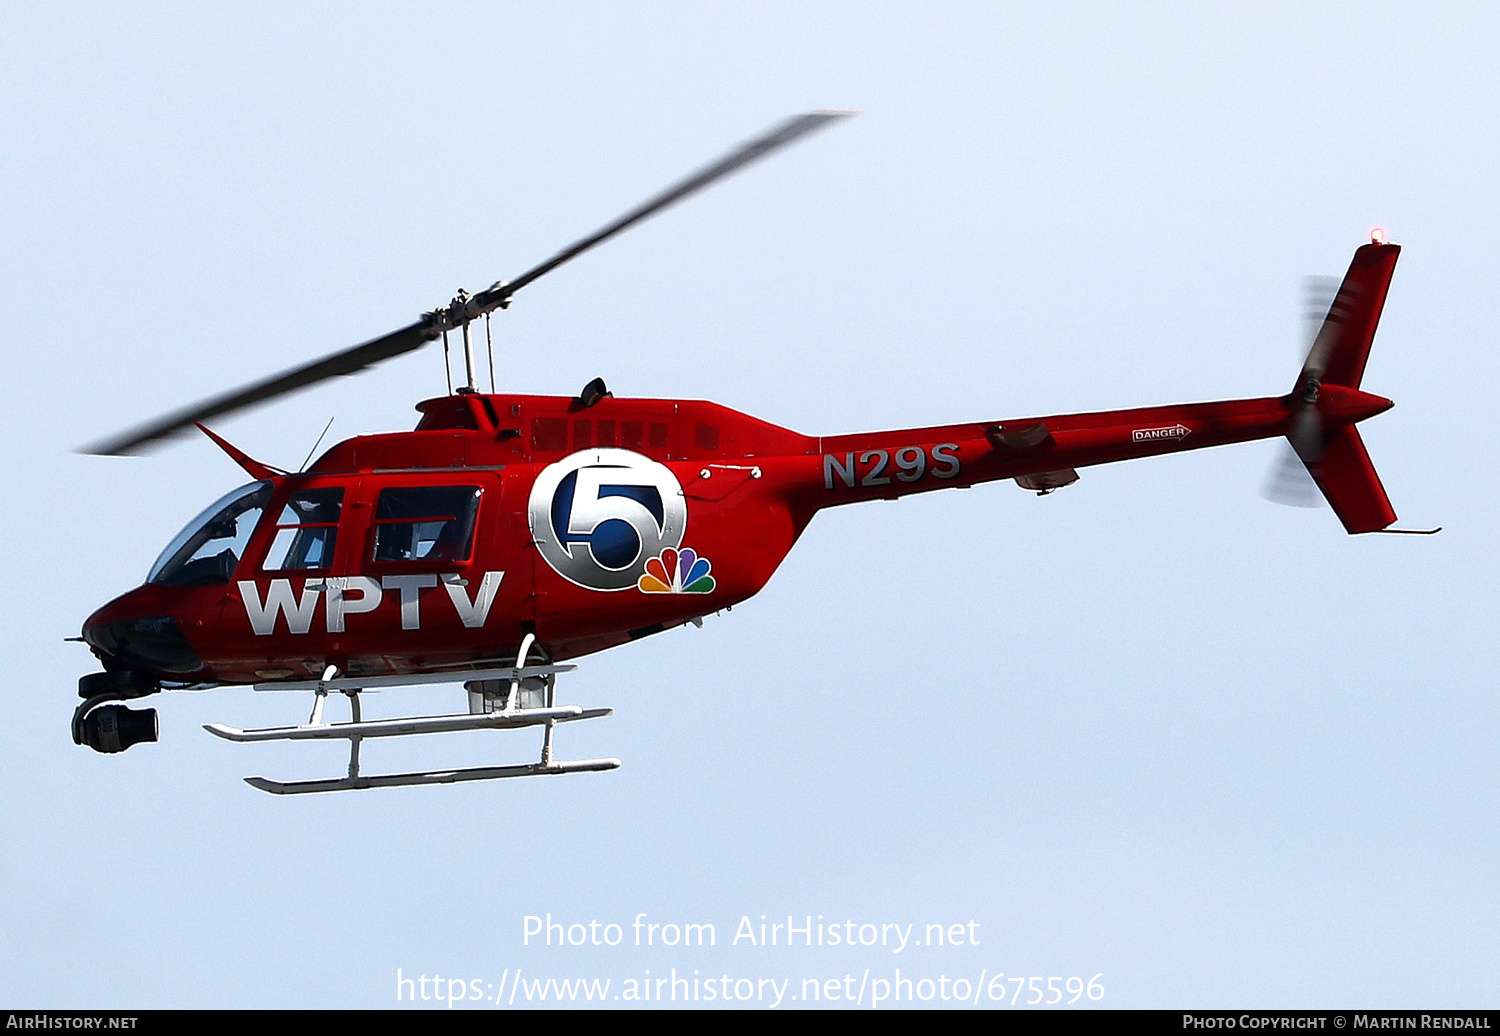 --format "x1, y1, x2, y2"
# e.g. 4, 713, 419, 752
83, 111, 853, 456
80, 321, 435, 455
497, 110, 856, 300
